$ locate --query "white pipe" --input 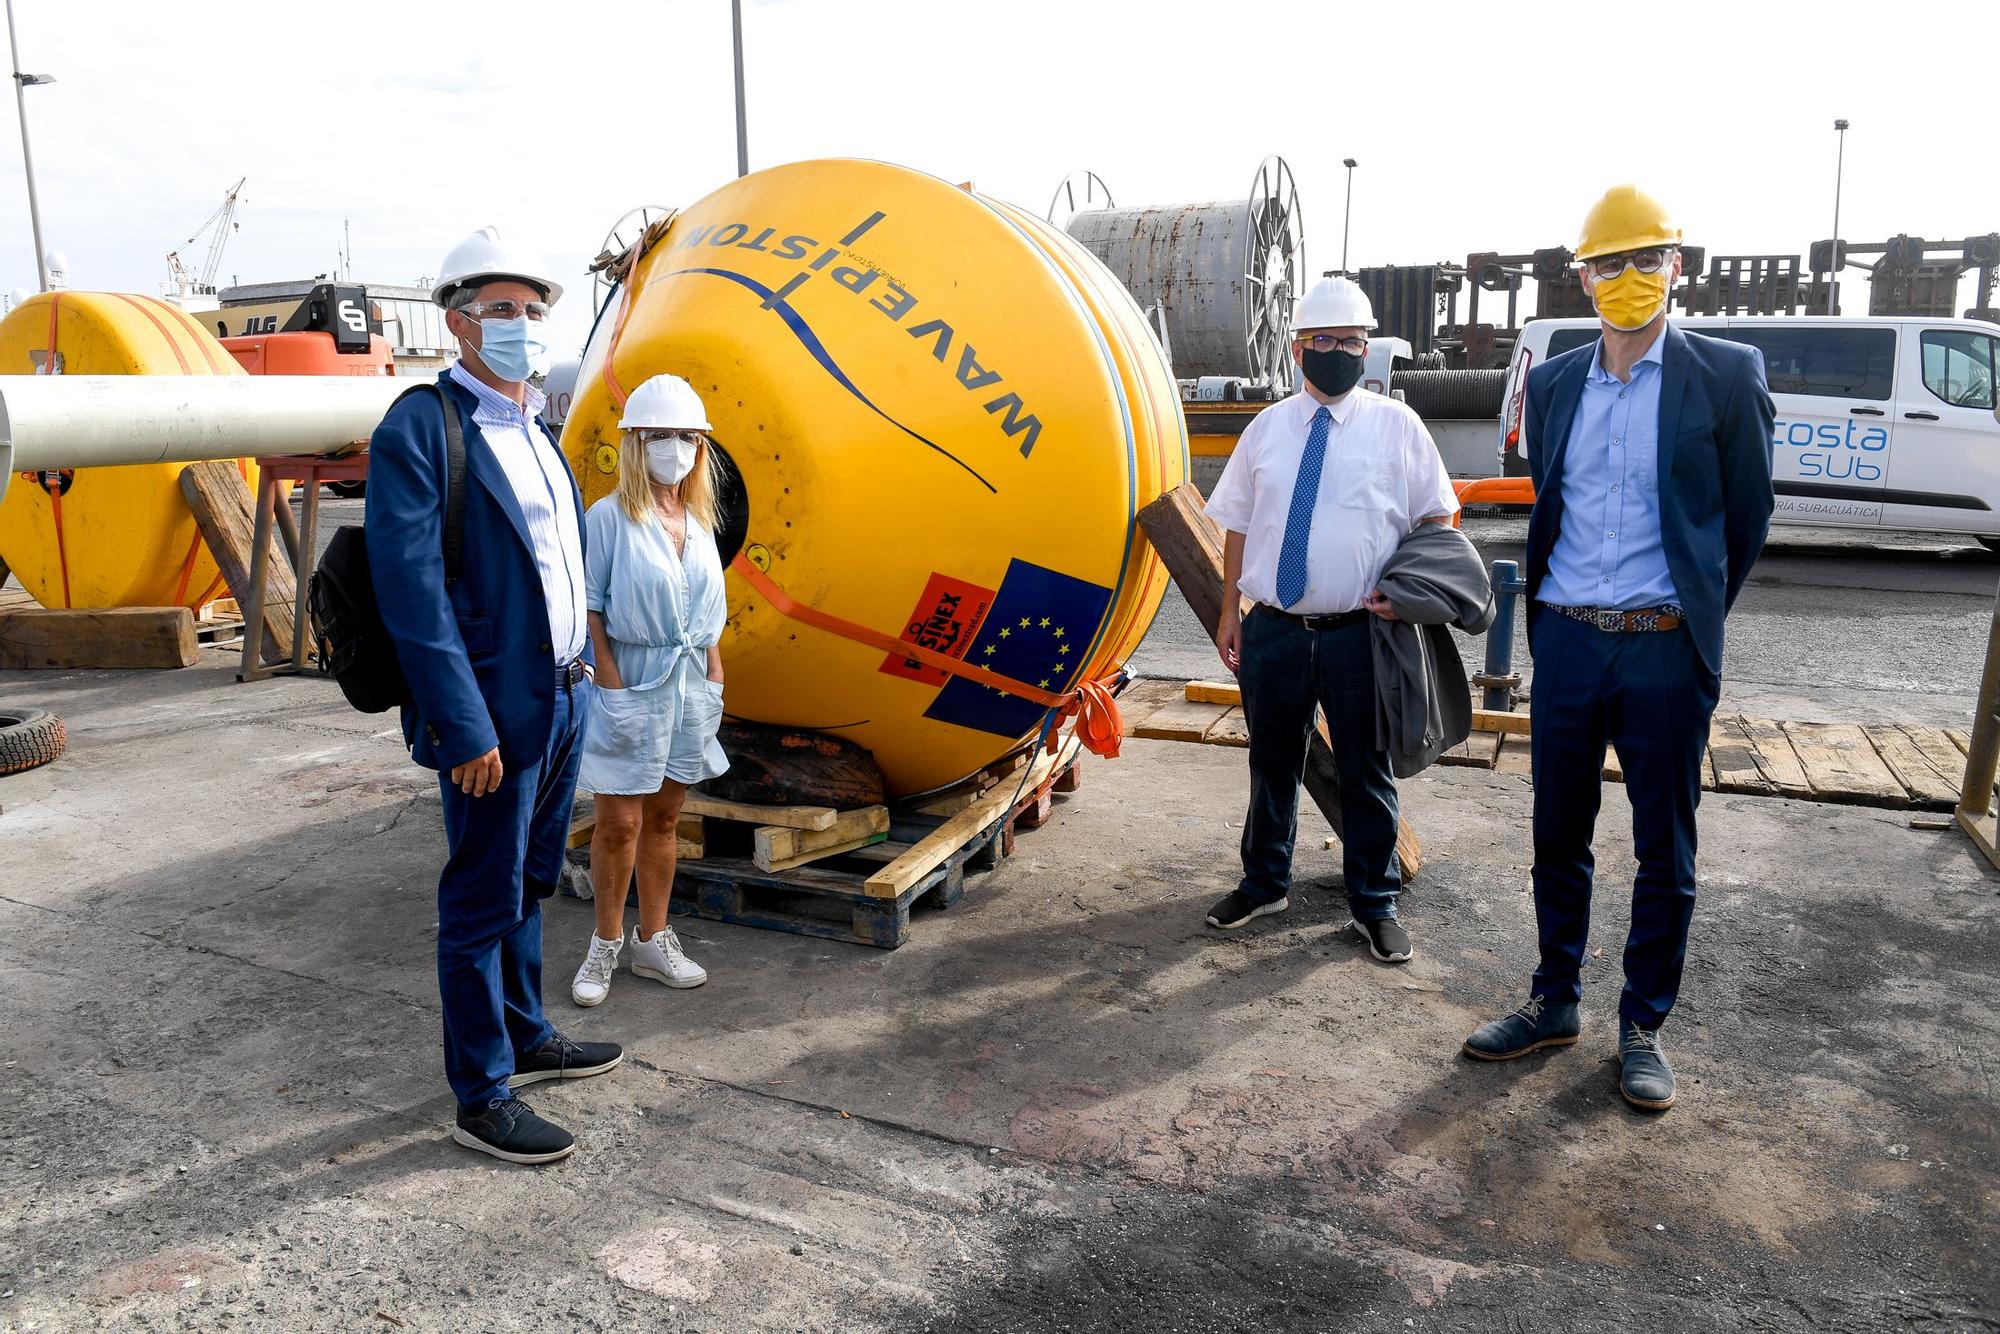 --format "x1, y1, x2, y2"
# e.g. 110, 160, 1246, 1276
1, 375, 413, 473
